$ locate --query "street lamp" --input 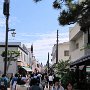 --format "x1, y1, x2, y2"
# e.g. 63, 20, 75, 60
9, 29, 16, 37
4, 28, 16, 75
3, 0, 16, 75
11, 31, 16, 37
3, 0, 10, 75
